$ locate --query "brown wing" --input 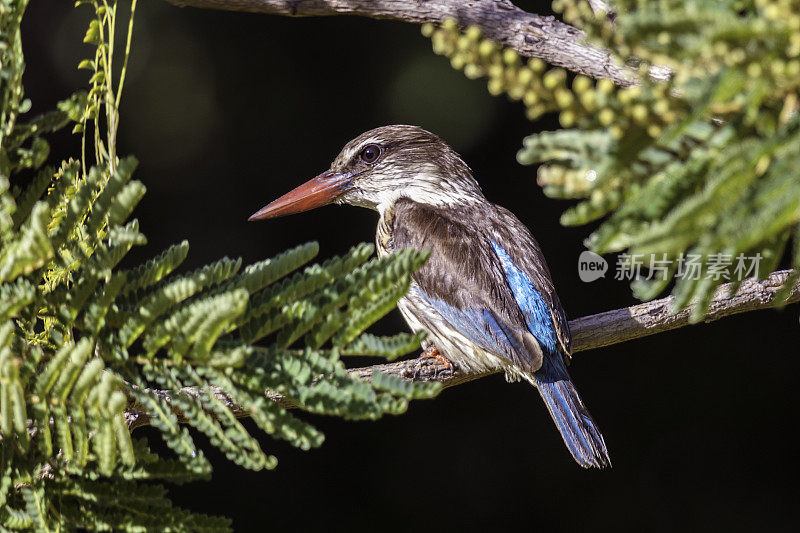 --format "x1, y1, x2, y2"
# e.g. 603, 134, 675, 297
388, 199, 572, 371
